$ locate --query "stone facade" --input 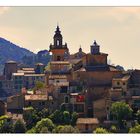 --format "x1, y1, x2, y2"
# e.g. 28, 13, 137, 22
0, 100, 7, 116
